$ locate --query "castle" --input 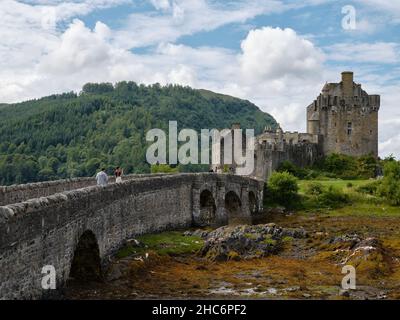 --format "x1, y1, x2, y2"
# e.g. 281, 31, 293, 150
222, 72, 380, 180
